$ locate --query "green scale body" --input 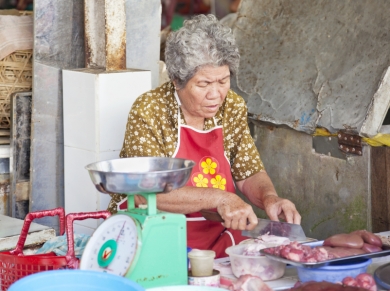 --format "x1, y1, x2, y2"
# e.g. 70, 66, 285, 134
124, 194, 188, 288
80, 193, 188, 289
